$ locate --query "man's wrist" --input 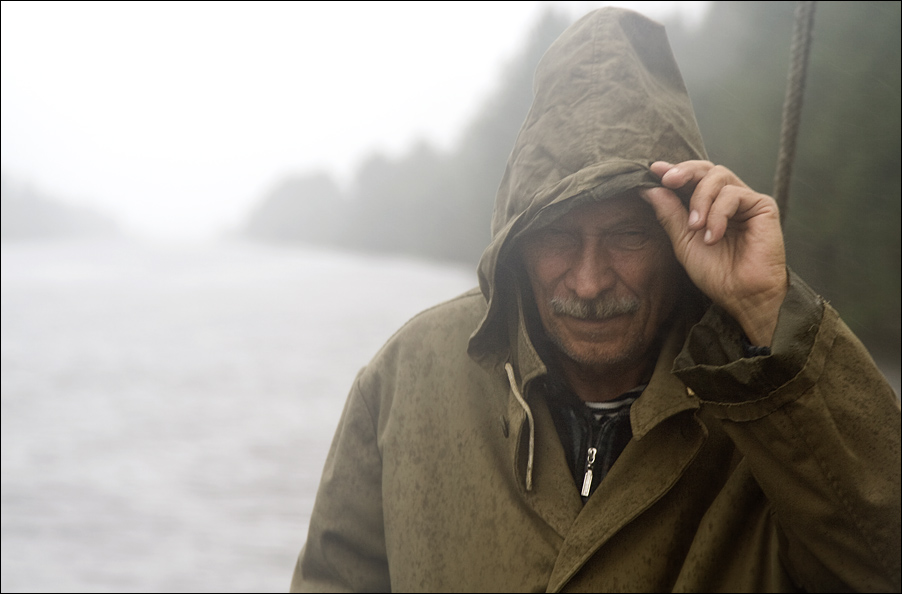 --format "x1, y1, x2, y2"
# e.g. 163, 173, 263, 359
740, 334, 771, 358
731, 278, 789, 347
